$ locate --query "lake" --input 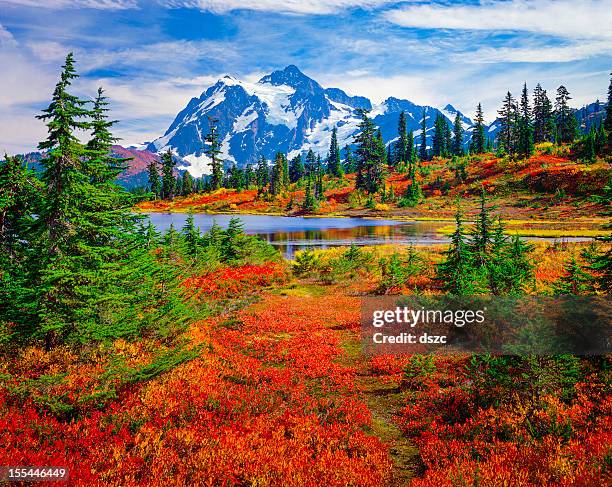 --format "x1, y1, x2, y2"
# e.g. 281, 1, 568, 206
145, 213, 588, 259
